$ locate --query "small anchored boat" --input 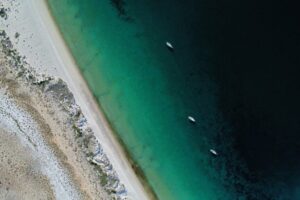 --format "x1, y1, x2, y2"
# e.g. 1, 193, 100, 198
210, 149, 218, 156
165, 41, 174, 51
188, 116, 196, 123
